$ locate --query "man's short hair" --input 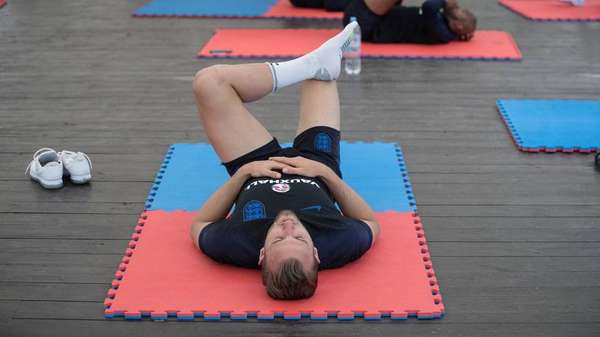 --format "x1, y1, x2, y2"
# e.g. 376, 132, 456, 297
461, 9, 477, 35
262, 258, 318, 300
